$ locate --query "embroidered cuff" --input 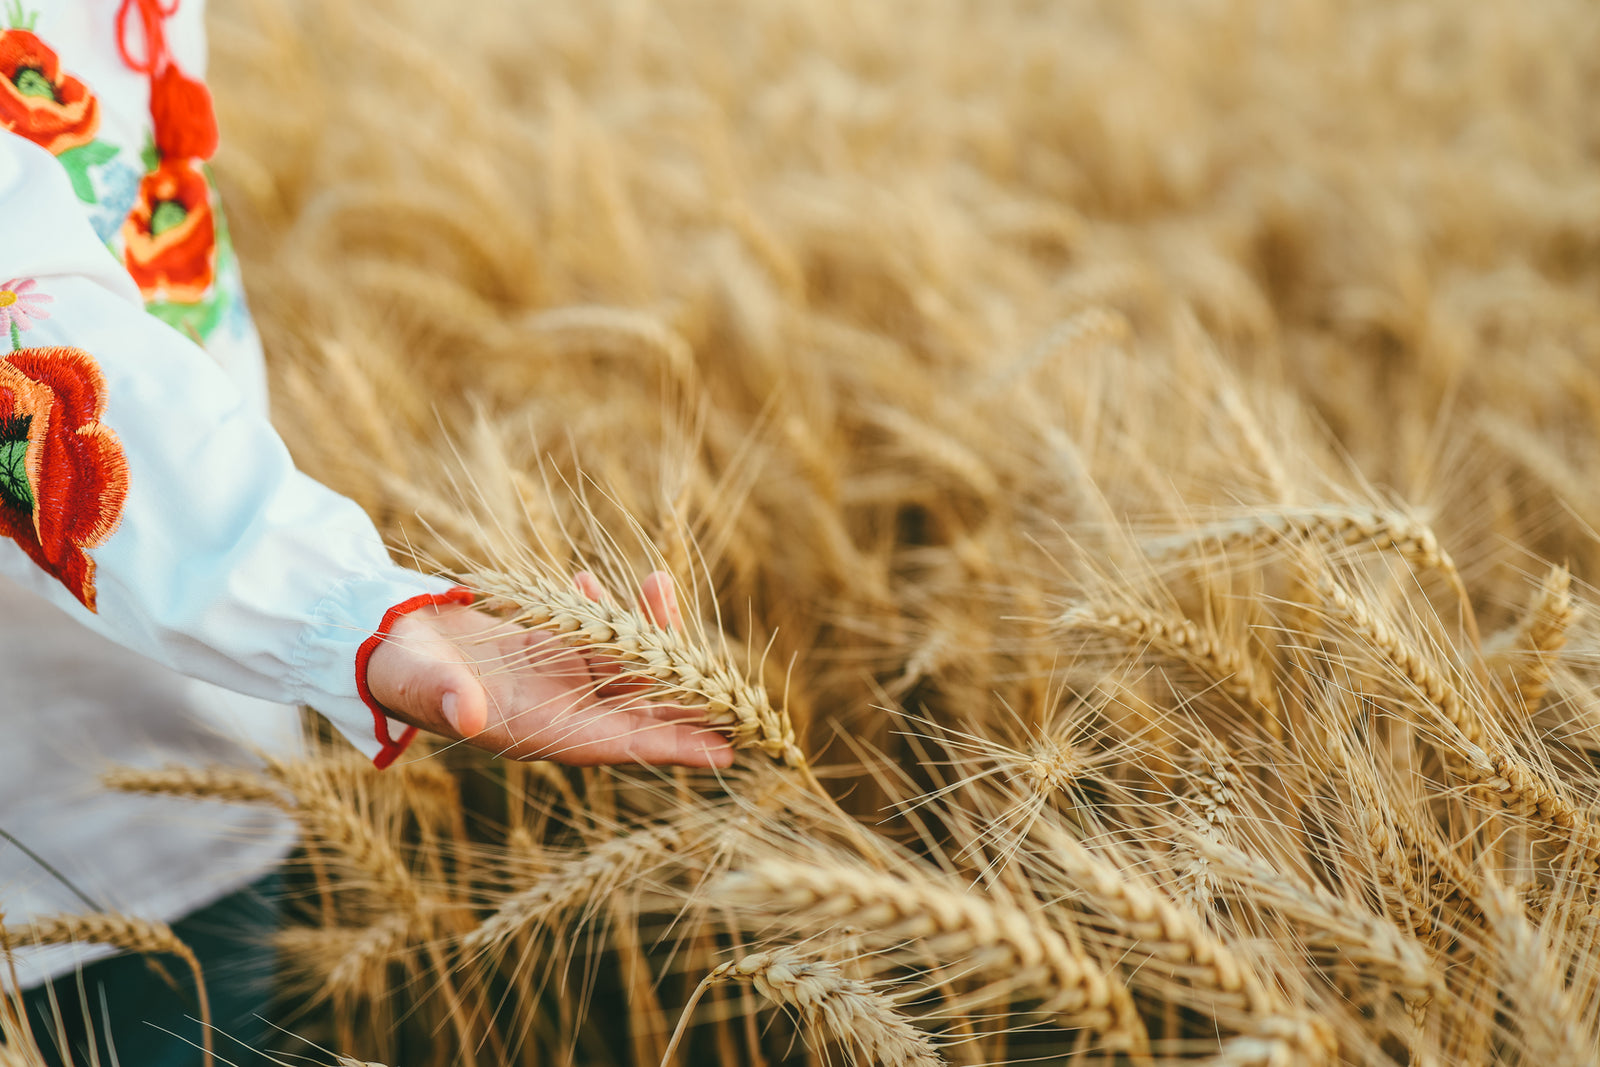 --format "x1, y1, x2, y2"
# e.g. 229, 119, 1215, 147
289, 571, 468, 766
354, 587, 476, 768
